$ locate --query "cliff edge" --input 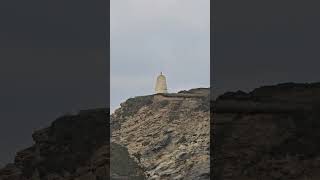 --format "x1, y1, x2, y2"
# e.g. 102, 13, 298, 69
111, 88, 210, 180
